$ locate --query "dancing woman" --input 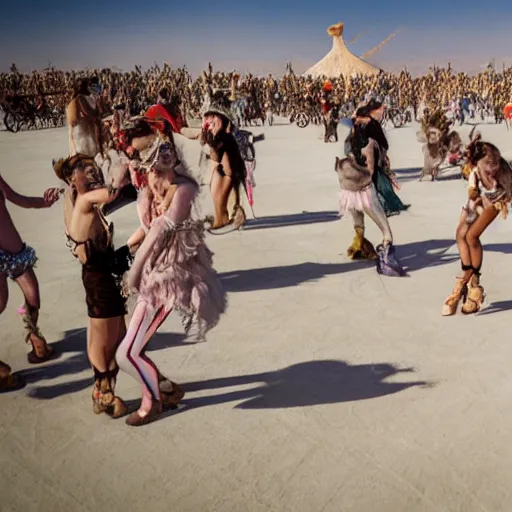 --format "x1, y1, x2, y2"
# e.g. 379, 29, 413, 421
201, 102, 247, 230
350, 100, 409, 217
0, 175, 60, 392
116, 136, 226, 426
337, 123, 406, 277
442, 136, 512, 315
53, 155, 127, 416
